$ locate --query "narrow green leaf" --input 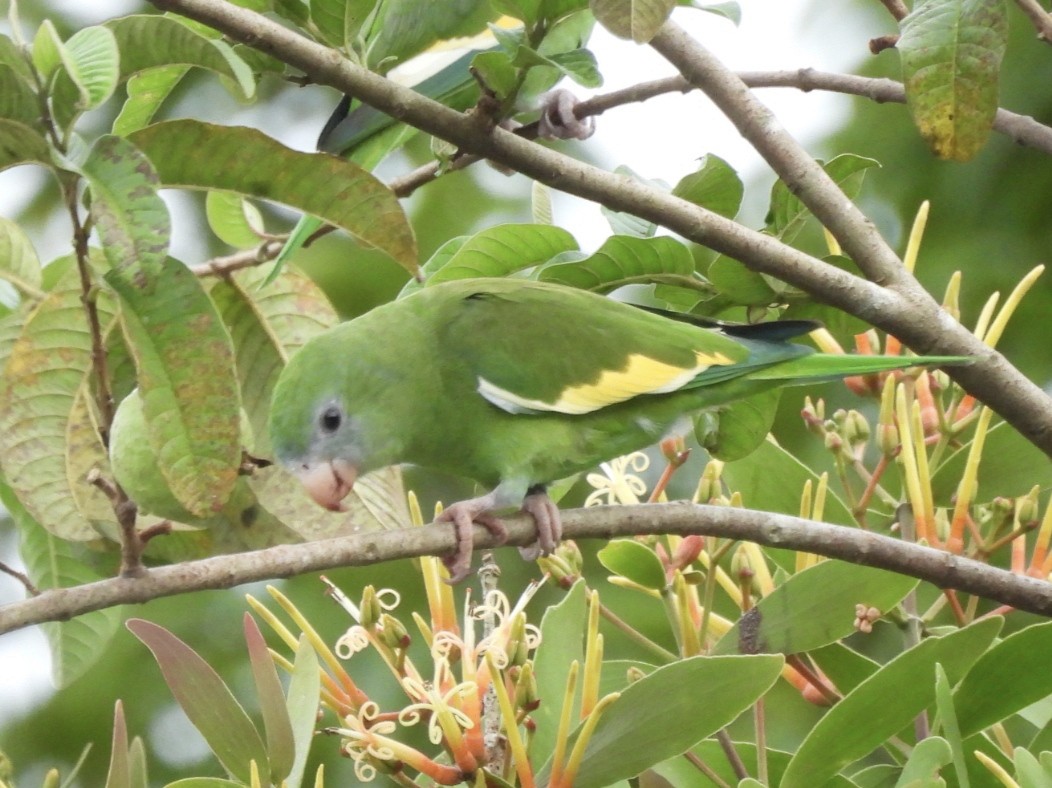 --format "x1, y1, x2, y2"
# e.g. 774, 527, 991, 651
112, 65, 189, 136
934, 664, 969, 788
128, 736, 149, 788
406, 223, 577, 293
63, 26, 120, 109
105, 701, 131, 788
0, 216, 43, 299
127, 619, 270, 784
652, 742, 856, 787
672, 154, 744, 220
597, 539, 667, 590
163, 779, 244, 787
128, 120, 418, 278
0, 480, 123, 687
781, 617, 1003, 788
106, 15, 254, 99
899, 0, 1008, 161
286, 635, 321, 788
244, 614, 295, 782
591, 0, 677, 42
537, 235, 697, 293
568, 655, 784, 788
80, 134, 171, 274
712, 561, 919, 656
108, 258, 240, 518
0, 118, 50, 172
0, 63, 39, 127
205, 190, 265, 249
810, 641, 880, 697
1015, 747, 1052, 788
531, 580, 588, 767
954, 620, 1052, 738
0, 270, 115, 540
